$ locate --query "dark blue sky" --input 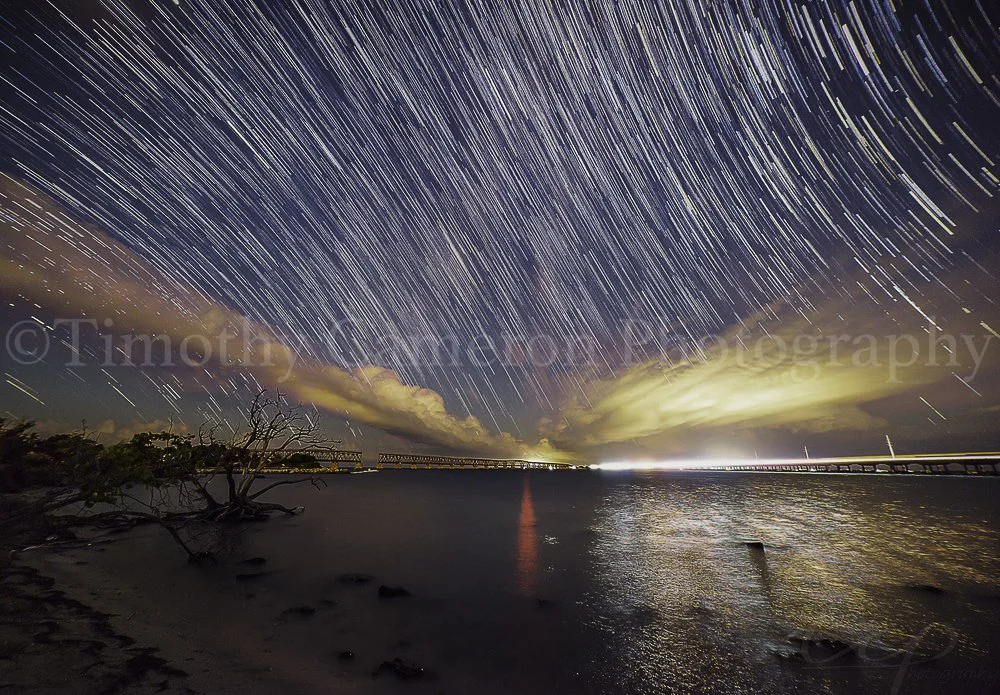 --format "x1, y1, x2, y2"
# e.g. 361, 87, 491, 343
1, 0, 997, 459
